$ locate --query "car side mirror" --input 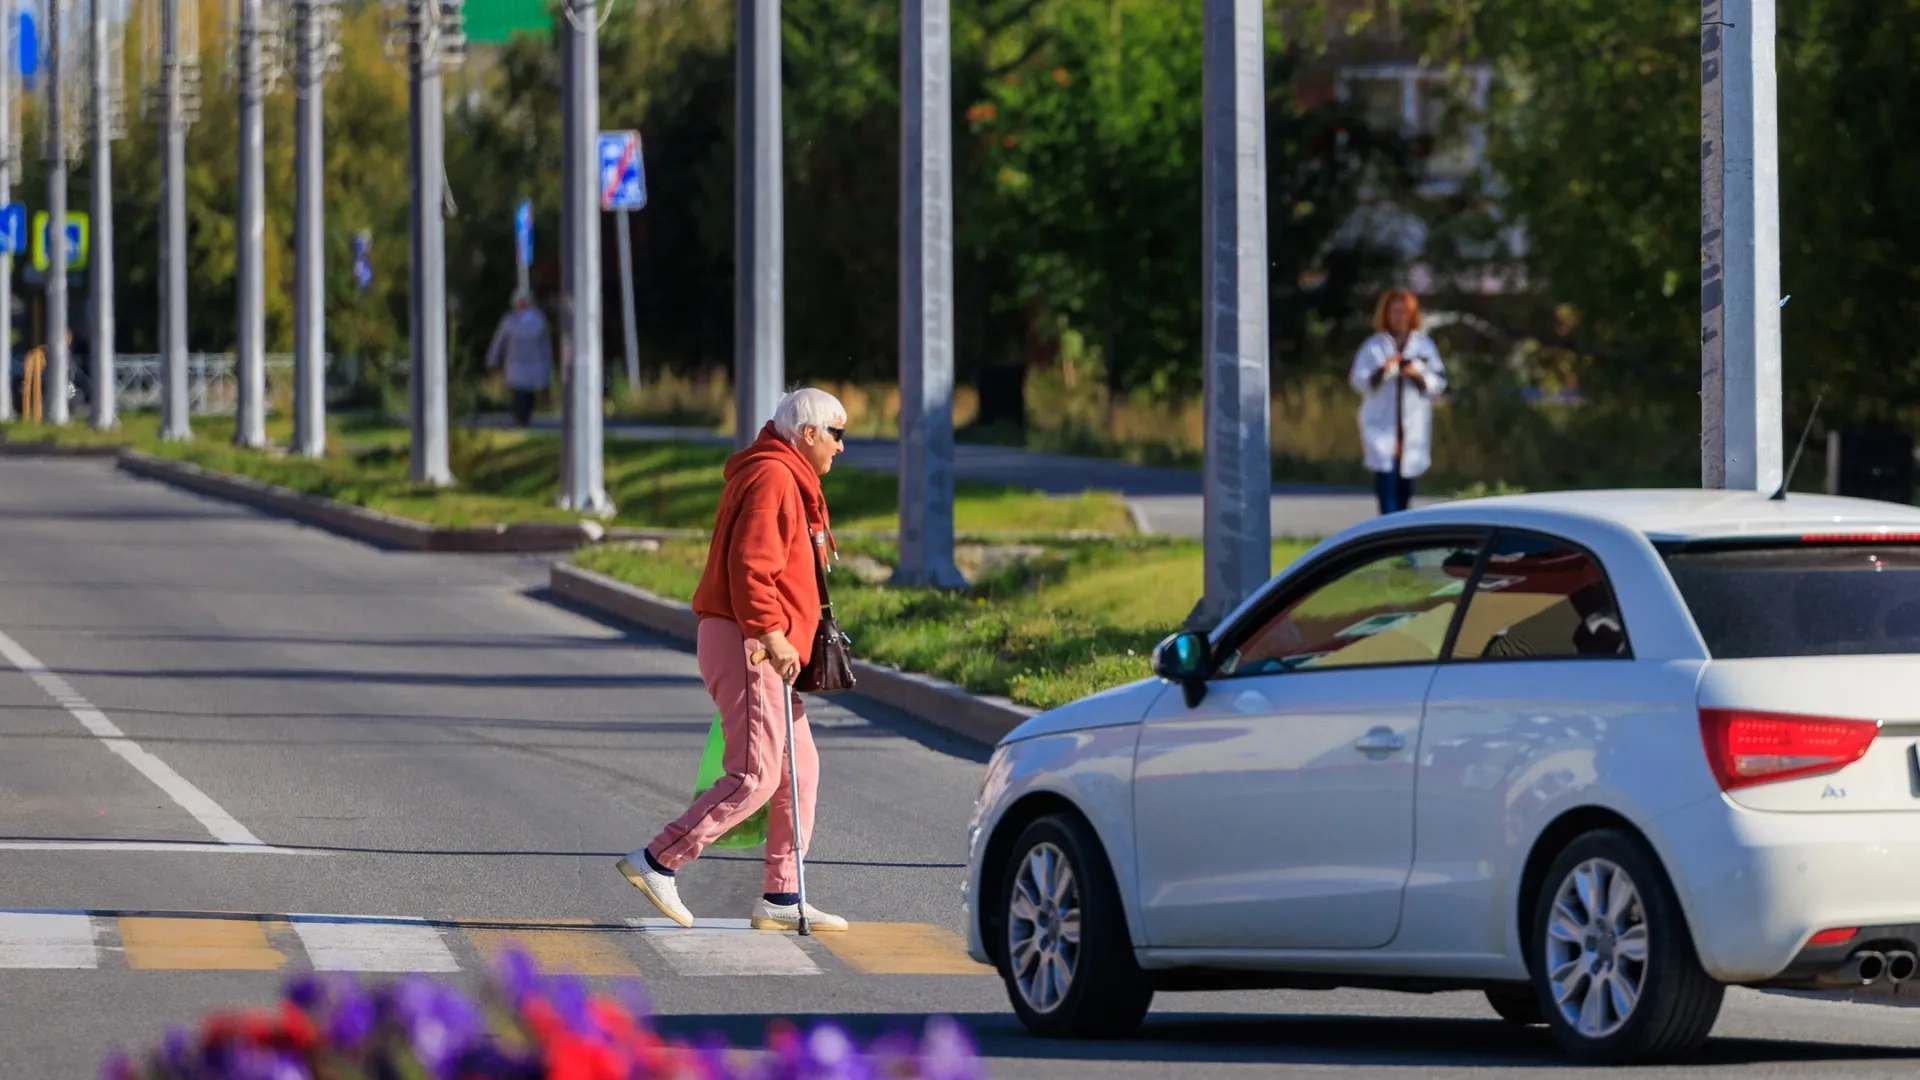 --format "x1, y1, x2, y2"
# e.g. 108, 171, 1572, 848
1152, 630, 1211, 708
